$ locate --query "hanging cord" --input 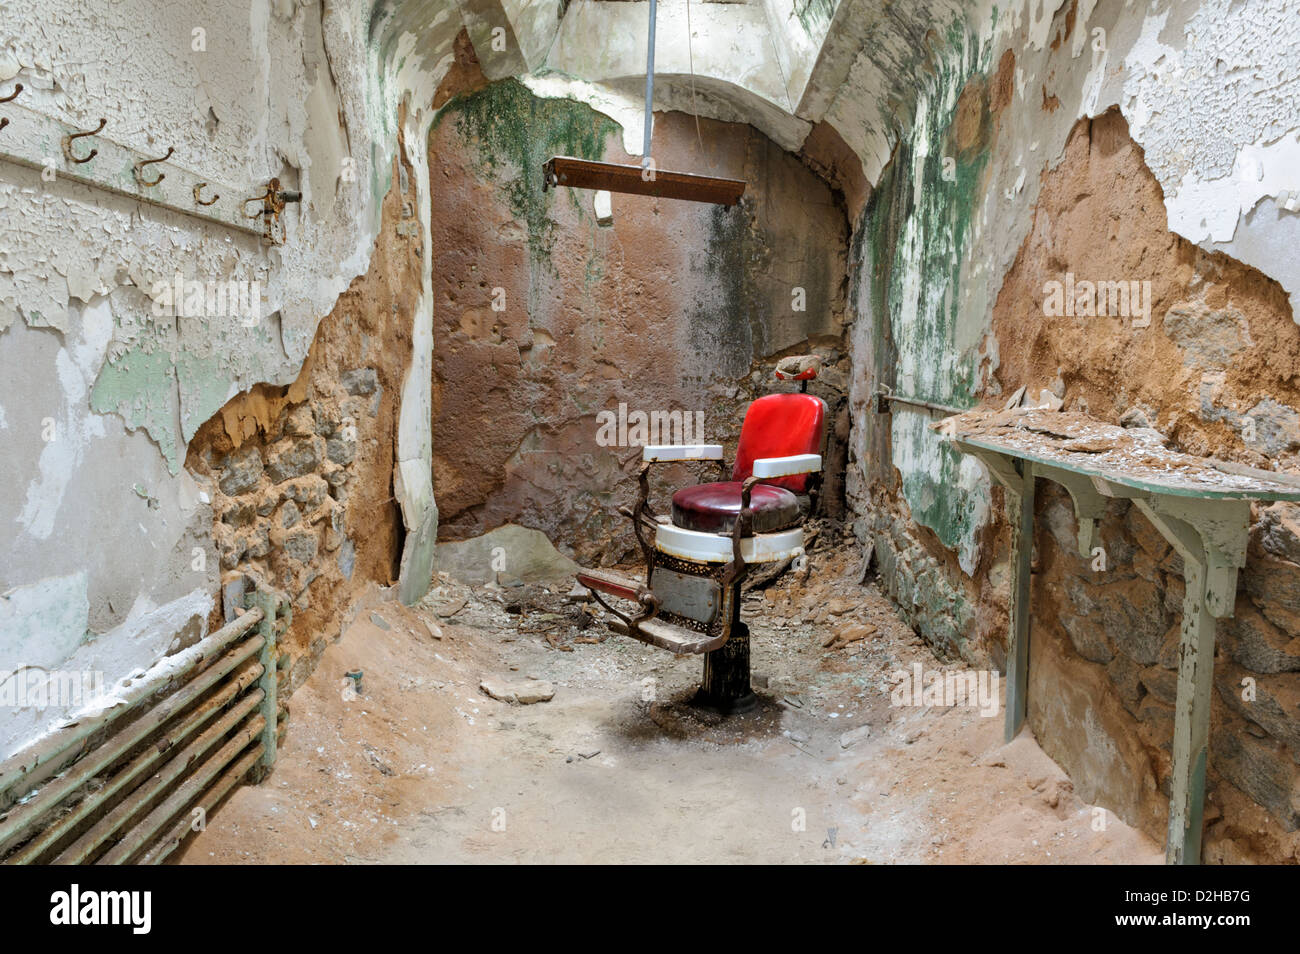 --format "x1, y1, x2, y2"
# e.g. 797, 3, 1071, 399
685, 0, 706, 161
765, 17, 797, 116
